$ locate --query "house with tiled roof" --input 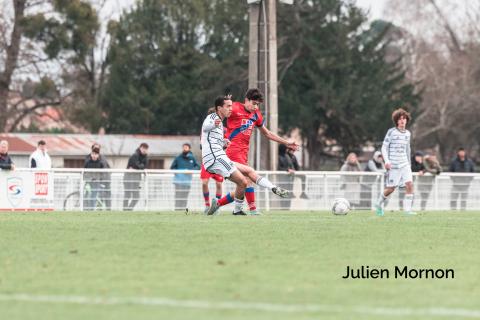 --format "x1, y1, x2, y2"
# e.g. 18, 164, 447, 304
0, 133, 200, 169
